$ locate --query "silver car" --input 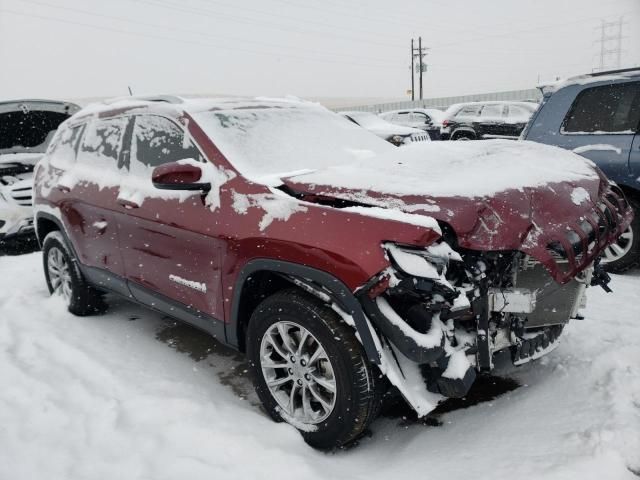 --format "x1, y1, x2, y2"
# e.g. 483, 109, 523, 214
0, 100, 79, 245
